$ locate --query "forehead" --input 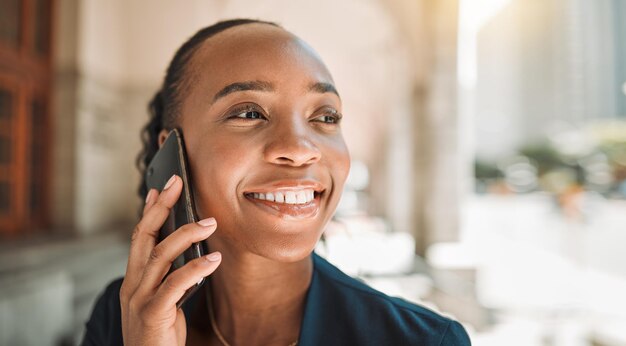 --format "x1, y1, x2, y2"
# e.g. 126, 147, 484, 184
187, 24, 334, 90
